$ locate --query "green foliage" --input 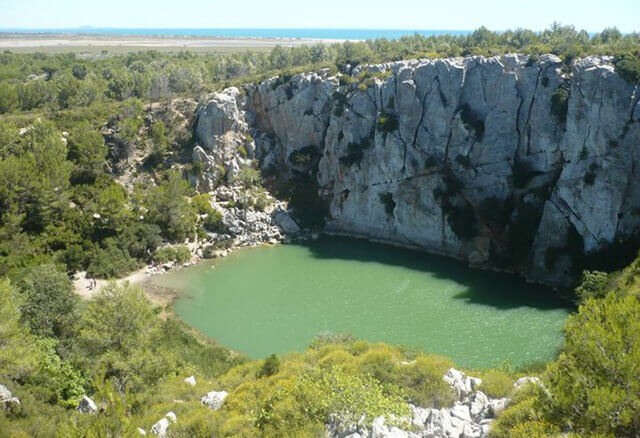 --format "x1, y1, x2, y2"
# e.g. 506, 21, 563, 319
477, 369, 516, 399
143, 171, 197, 242
377, 112, 399, 134
152, 245, 191, 264
541, 293, 640, 435
574, 270, 610, 302
233, 166, 262, 189
149, 120, 169, 164
67, 121, 108, 180
551, 85, 570, 123
460, 104, 485, 140
87, 239, 140, 279
339, 137, 372, 167
613, 50, 640, 84
257, 354, 281, 378
379, 192, 396, 217
16, 264, 79, 340
0, 82, 18, 113
0, 121, 72, 233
